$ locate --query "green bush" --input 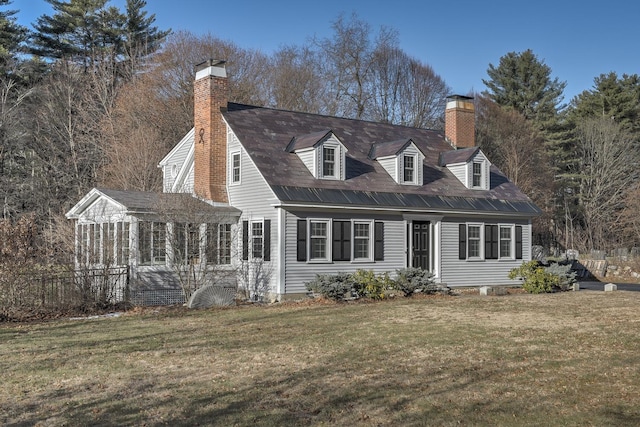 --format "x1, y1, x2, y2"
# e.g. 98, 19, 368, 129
305, 273, 355, 300
544, 262, 577, 291
395, 267, 437, 297
509, 260, 574, 294
351, 269, 392, 300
